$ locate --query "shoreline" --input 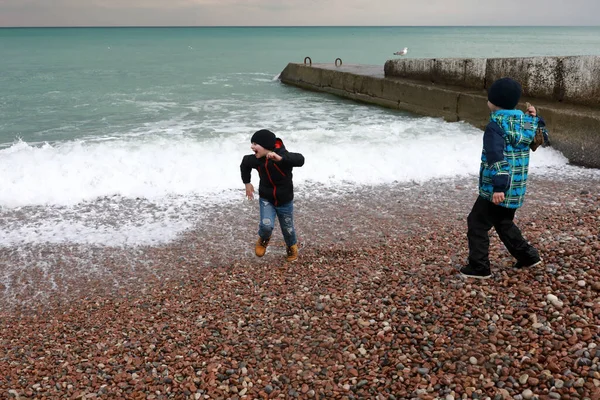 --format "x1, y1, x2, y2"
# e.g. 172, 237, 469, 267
1, 177, 599, 398
1, 173, 597, 312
